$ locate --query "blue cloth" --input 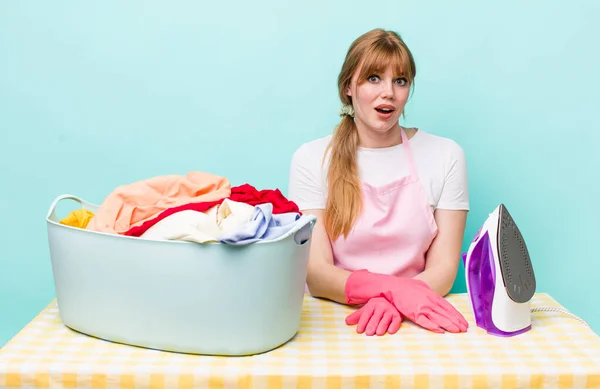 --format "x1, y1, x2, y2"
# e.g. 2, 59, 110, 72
219, 202, 301, 245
